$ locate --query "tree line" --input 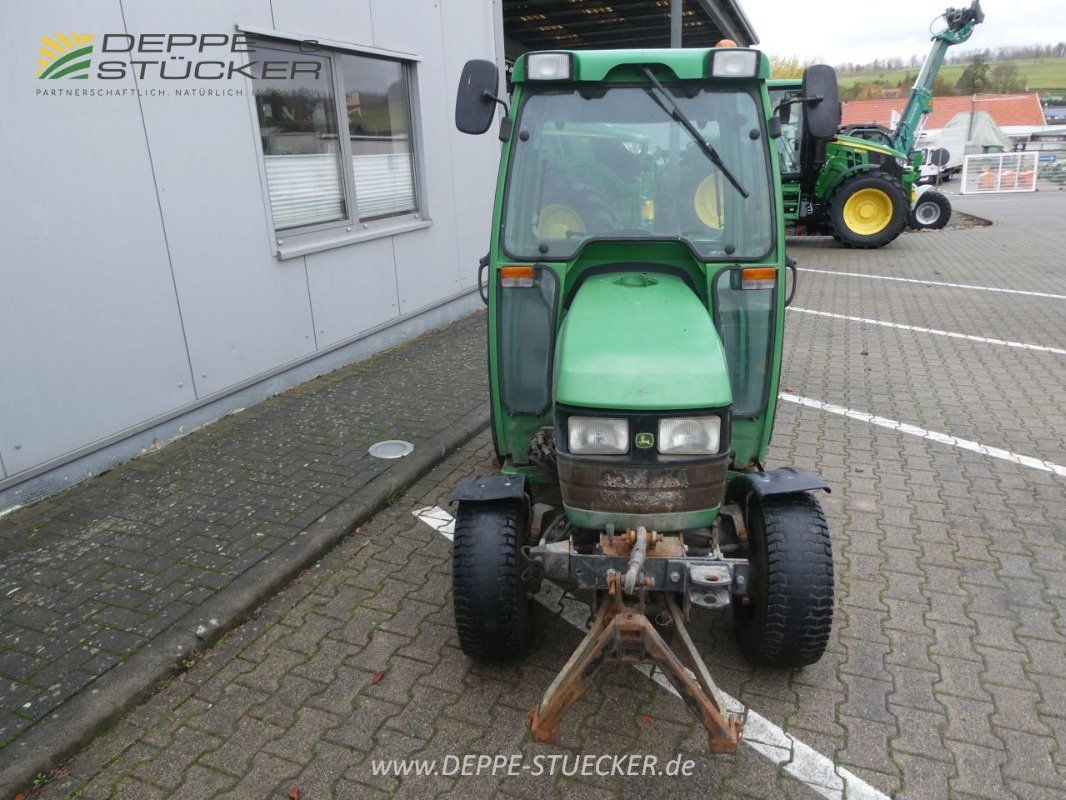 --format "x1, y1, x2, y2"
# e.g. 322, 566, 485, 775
772, 44, 1060, 101
835, 42, 1066, 75
837, 55, 1029, 100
